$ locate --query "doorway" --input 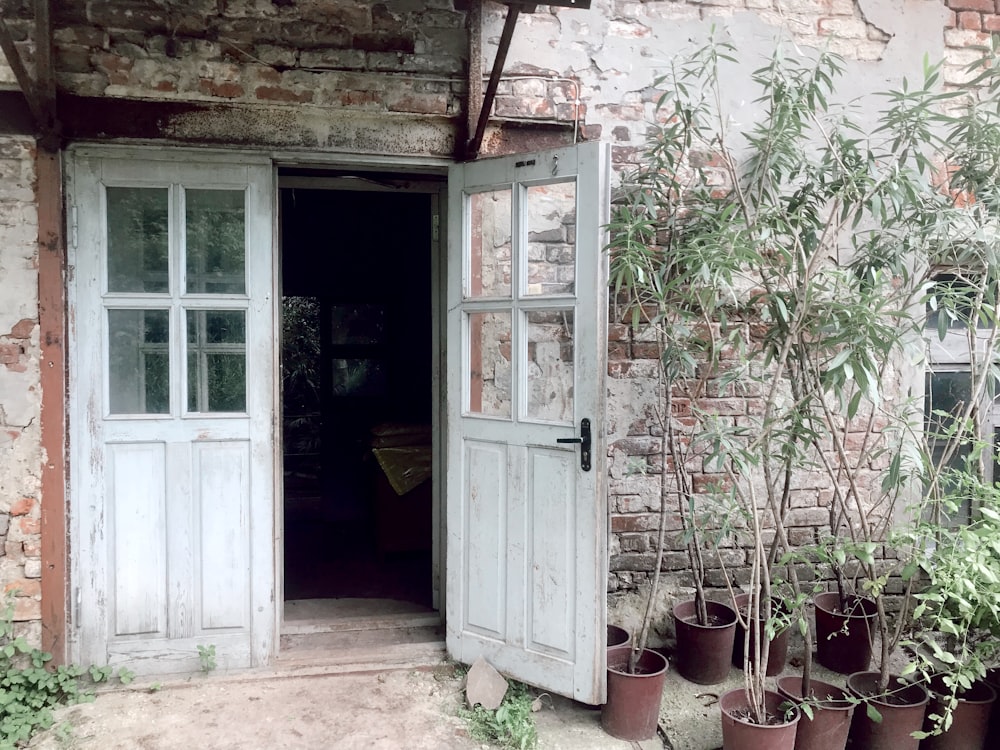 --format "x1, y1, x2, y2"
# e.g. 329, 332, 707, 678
278, 174, 441, 644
